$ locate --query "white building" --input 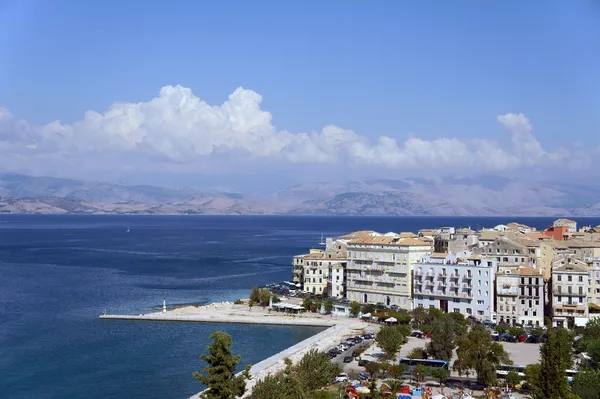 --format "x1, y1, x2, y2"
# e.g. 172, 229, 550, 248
346, 234, 433, 310
551, 256, 589, 328
412, 251, 496, 321
496, 265, 544, 326
327, 262, 346, 298
585, 257, 600, 307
